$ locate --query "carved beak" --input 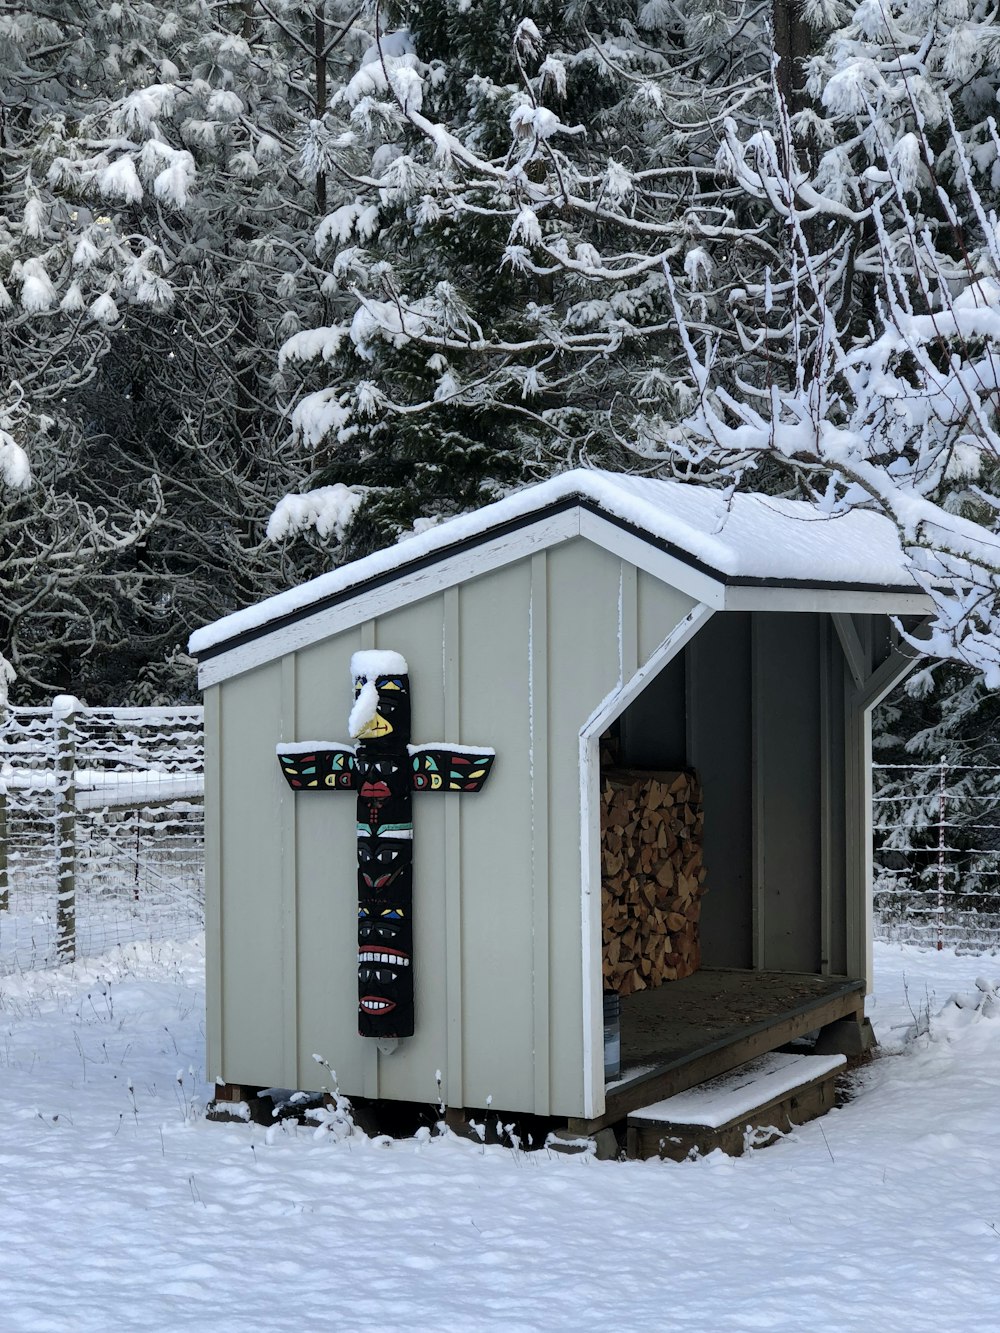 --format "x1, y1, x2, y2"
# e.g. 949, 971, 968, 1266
356, 712, 392, 739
